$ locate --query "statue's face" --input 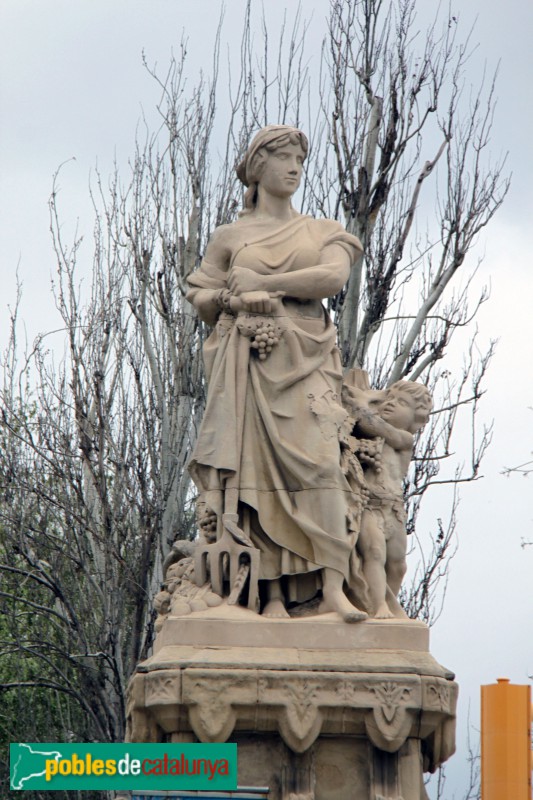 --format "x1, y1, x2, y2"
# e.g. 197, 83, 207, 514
258, 142, 305, 198
379, 389, 417, 432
